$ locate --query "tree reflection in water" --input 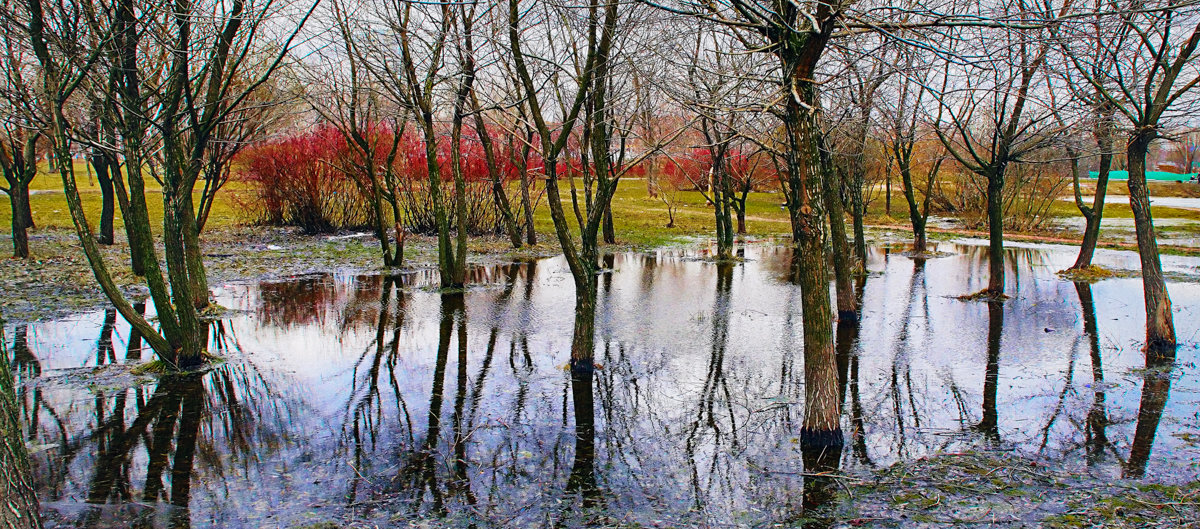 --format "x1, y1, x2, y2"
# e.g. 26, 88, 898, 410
14, 242, 1199, 527
685, 262, 738, 512
1074, 282, 1111, 467
21, 318, 297, 529
1125, 350, 1174, 479
977, 300, 1003, 445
